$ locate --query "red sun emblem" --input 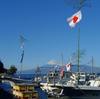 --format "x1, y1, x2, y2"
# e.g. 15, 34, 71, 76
73, 16, 78, 23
